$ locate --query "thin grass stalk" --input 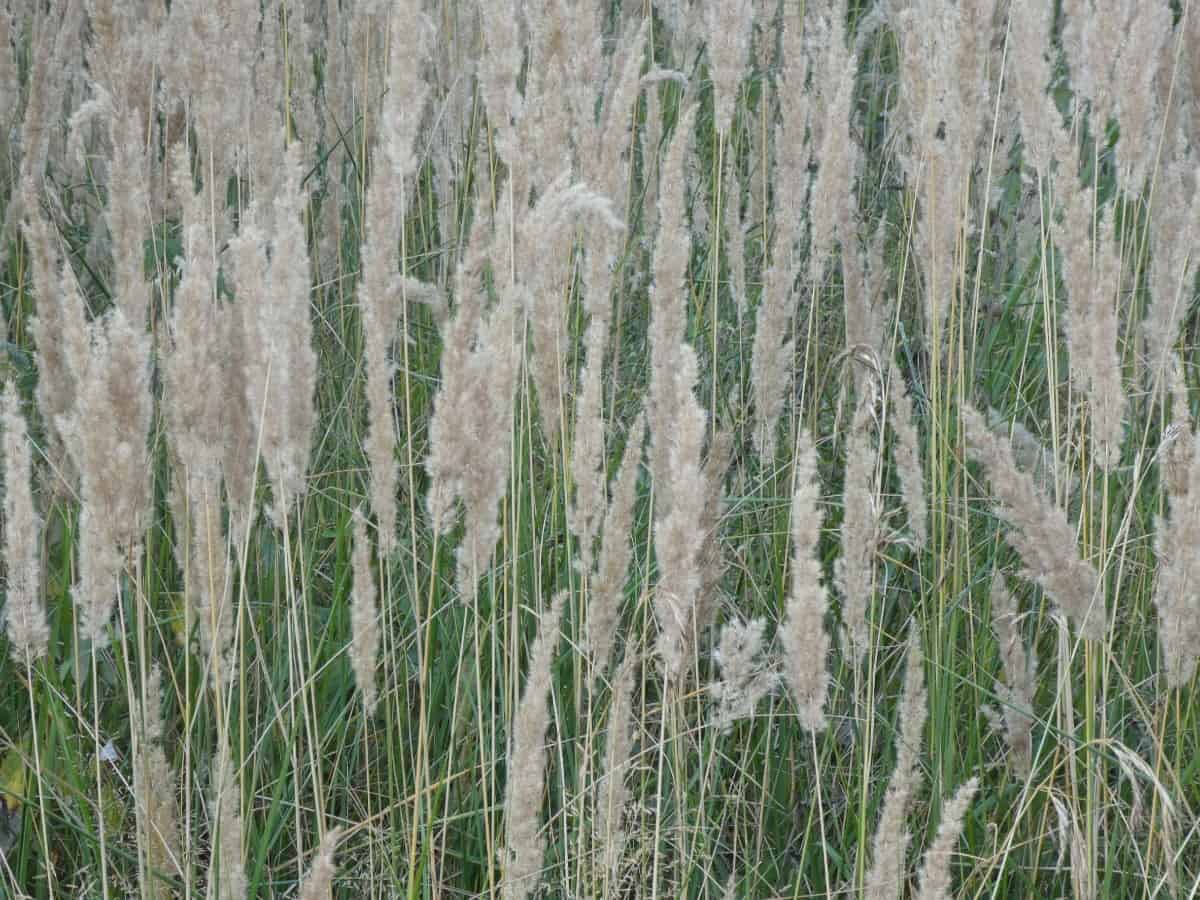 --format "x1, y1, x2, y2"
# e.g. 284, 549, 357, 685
22, 667, 56, 896
92, 642, 111, 900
